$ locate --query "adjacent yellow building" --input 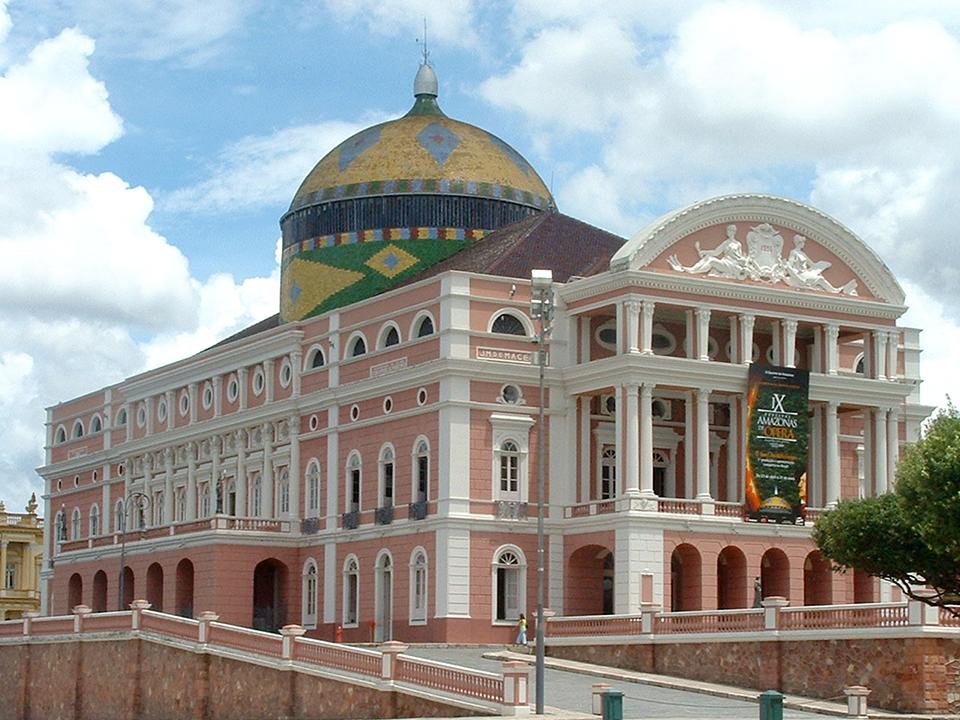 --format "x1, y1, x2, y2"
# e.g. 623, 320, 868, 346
0, 494, 43, 620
